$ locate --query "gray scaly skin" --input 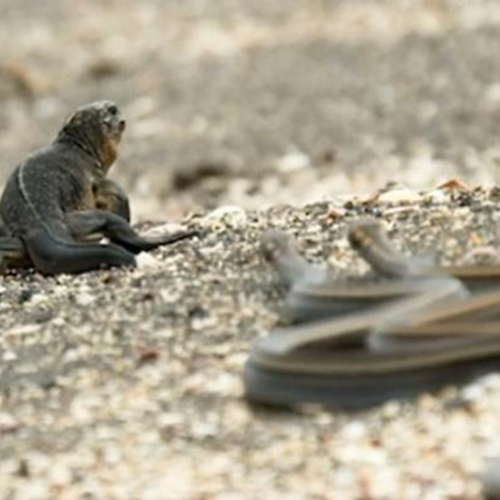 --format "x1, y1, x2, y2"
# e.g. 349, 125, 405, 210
0, 177, 131, 272
244, 220, 500, 409
0, 101, 195, 275
349, 218, 500, 290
